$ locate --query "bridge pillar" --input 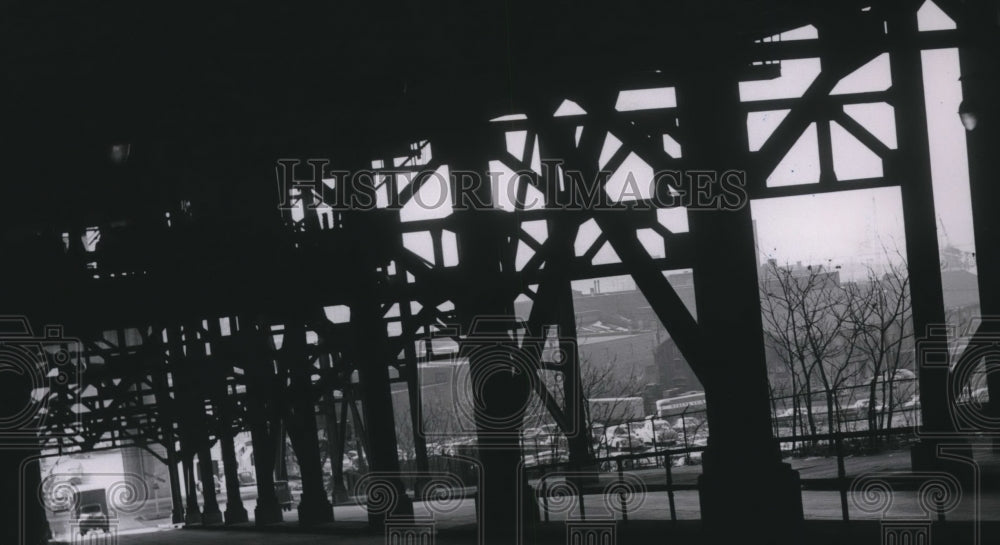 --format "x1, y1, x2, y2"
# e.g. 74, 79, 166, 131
282, 320, 334, 526
181, 455, 202, 524
444, 125, 539, 545
196, 446, 223, 524
241, 317, 284, 525
677, 32, 803, 544
344, 190, 413, 529
219, 417, 249, 524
